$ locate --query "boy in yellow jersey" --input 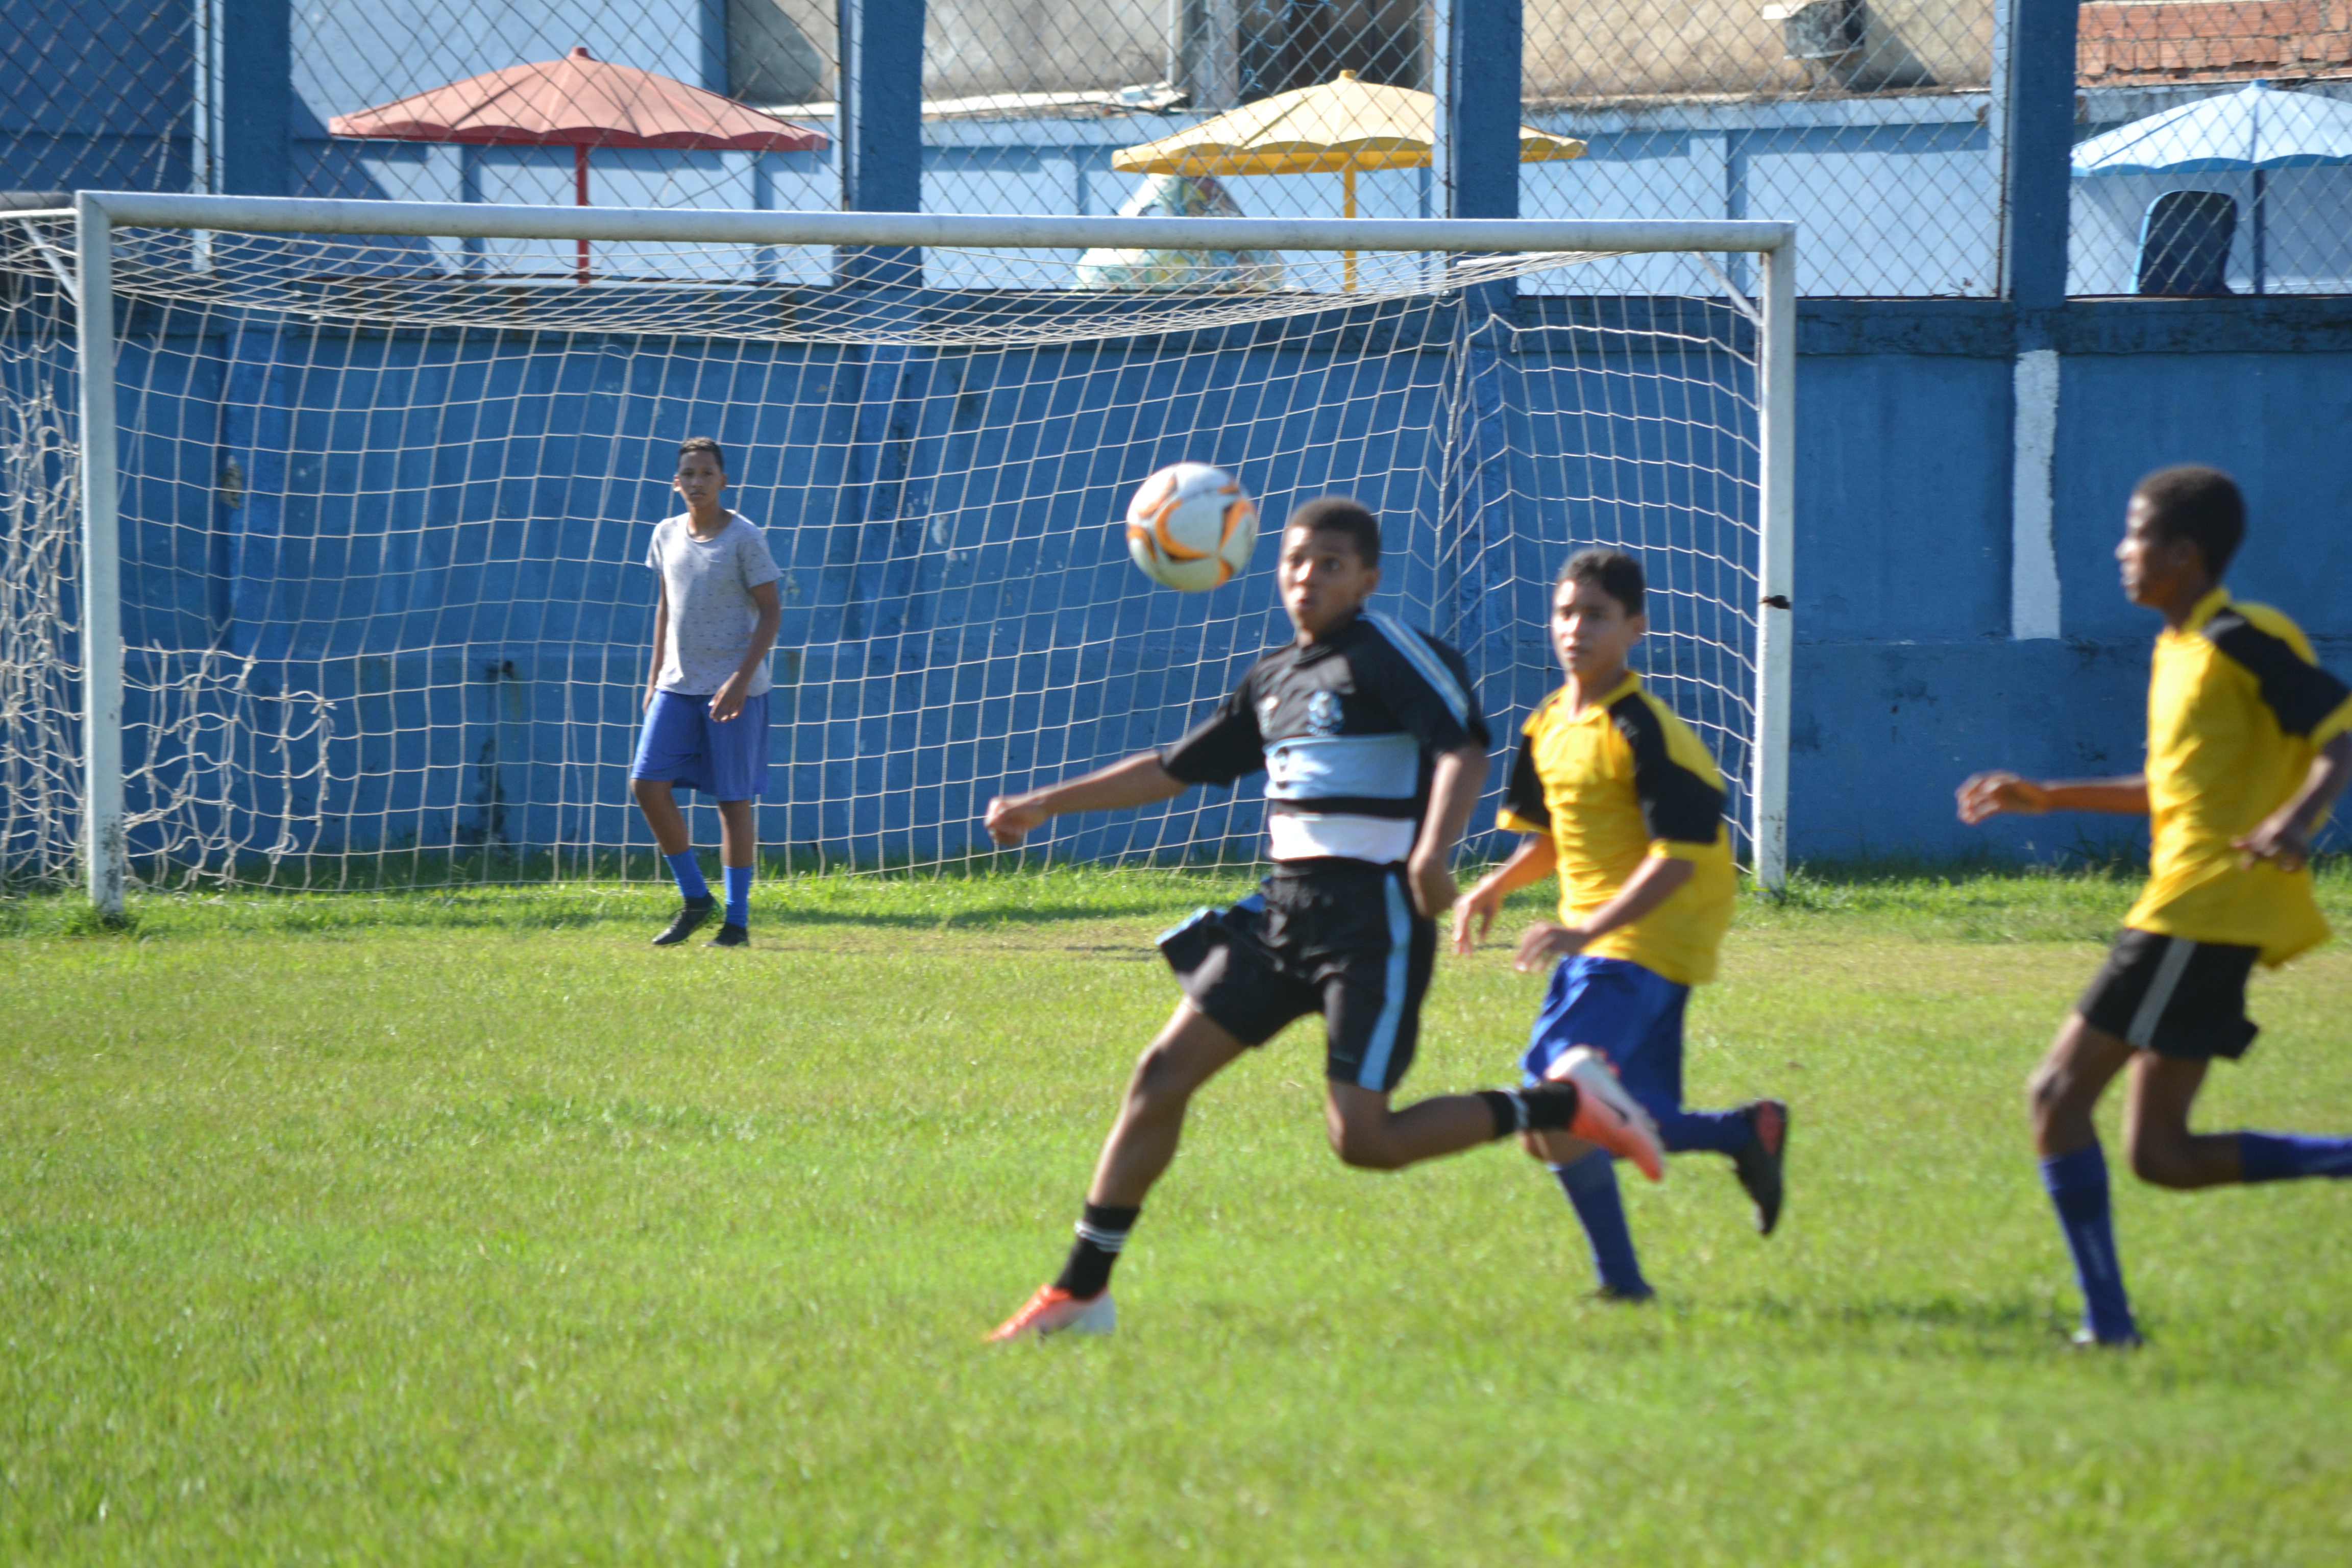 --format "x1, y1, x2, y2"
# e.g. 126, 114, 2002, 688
1456, 549, 1790, 1300
1961, 465, 2352, 1347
